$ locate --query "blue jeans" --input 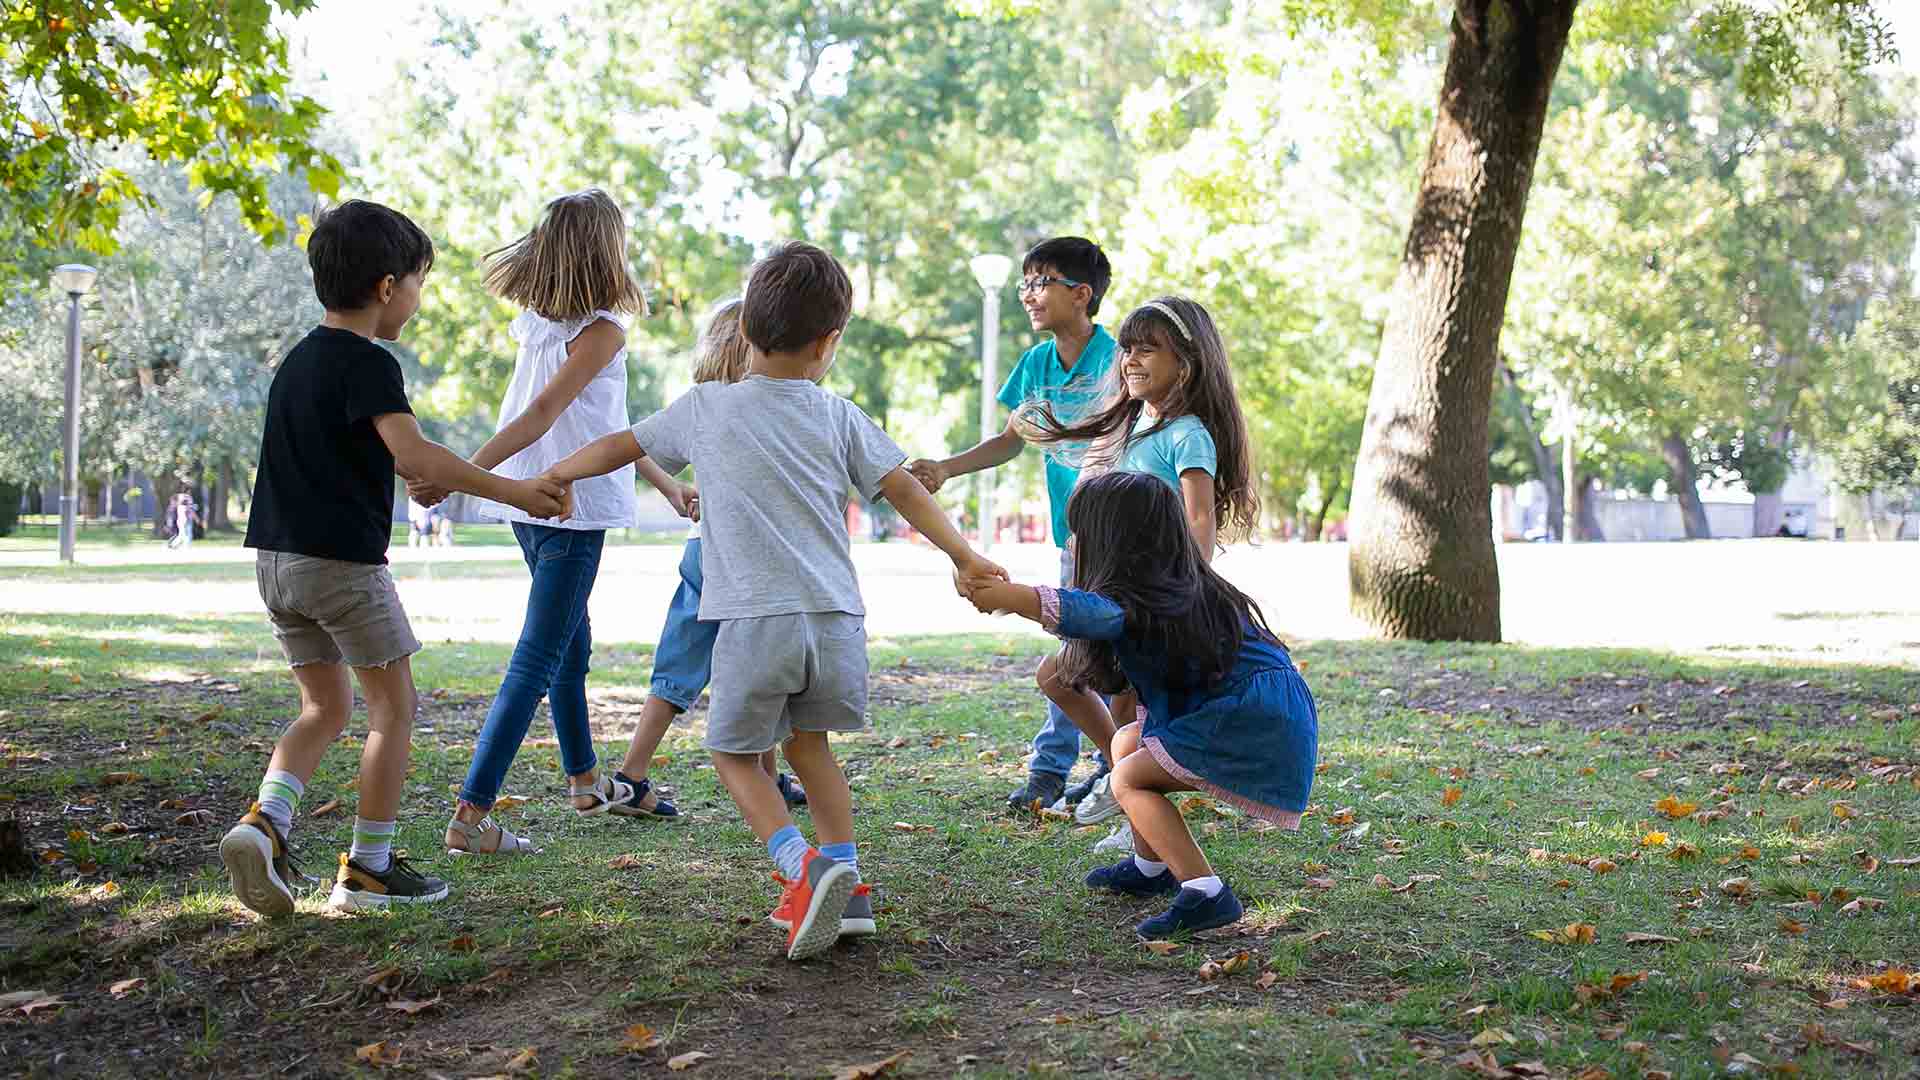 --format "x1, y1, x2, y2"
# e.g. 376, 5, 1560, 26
1029, 546, 1090, 778
459, 523, 605, 809
649, 537, 715, 710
